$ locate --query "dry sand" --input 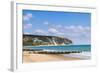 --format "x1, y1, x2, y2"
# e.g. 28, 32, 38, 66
23, 51, 81, 63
